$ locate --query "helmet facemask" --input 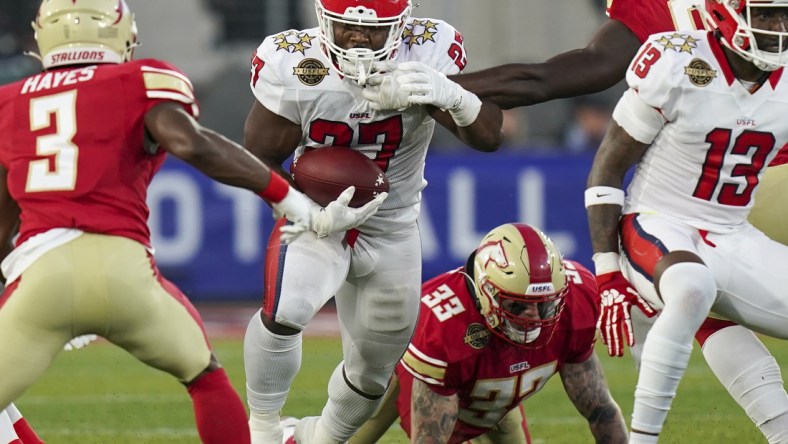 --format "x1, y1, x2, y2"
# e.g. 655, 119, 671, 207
315, 0, 411, 84
705, 0, 788, 71
472, 223, 569, 349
